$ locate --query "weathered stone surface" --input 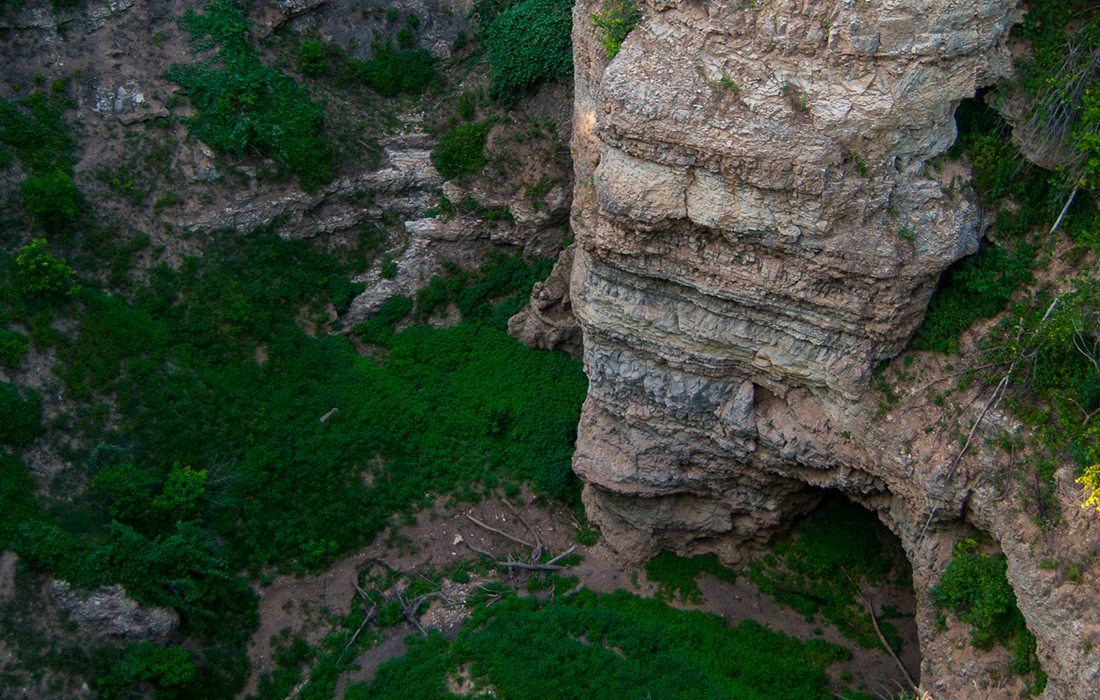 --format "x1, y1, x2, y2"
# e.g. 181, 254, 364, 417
48, 580, 179, 642
569, 0, 1100, 697
508, 245, 582, 356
